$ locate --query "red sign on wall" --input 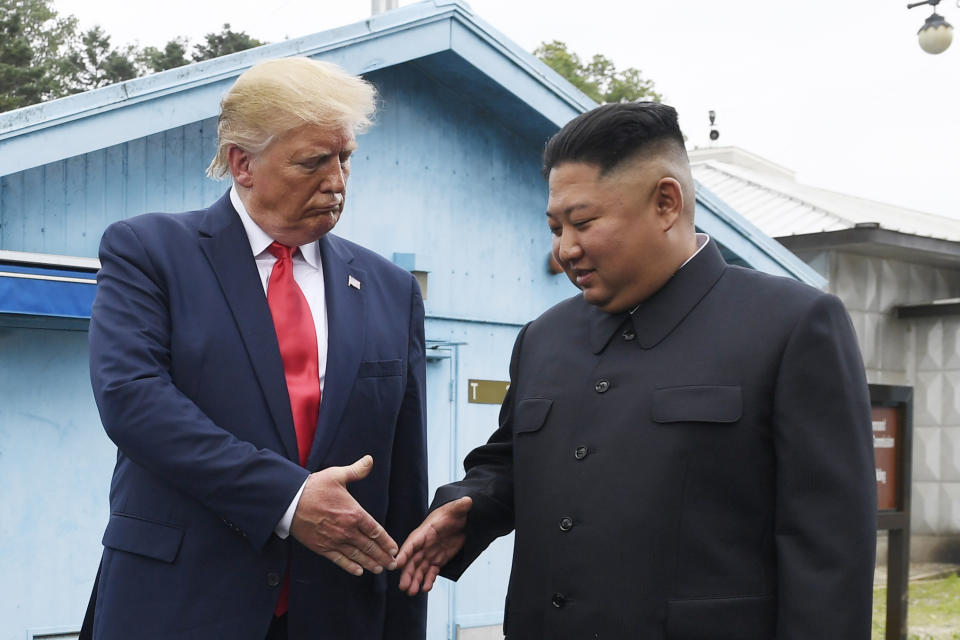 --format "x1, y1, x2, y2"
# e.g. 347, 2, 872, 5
872, 406, 900, 511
